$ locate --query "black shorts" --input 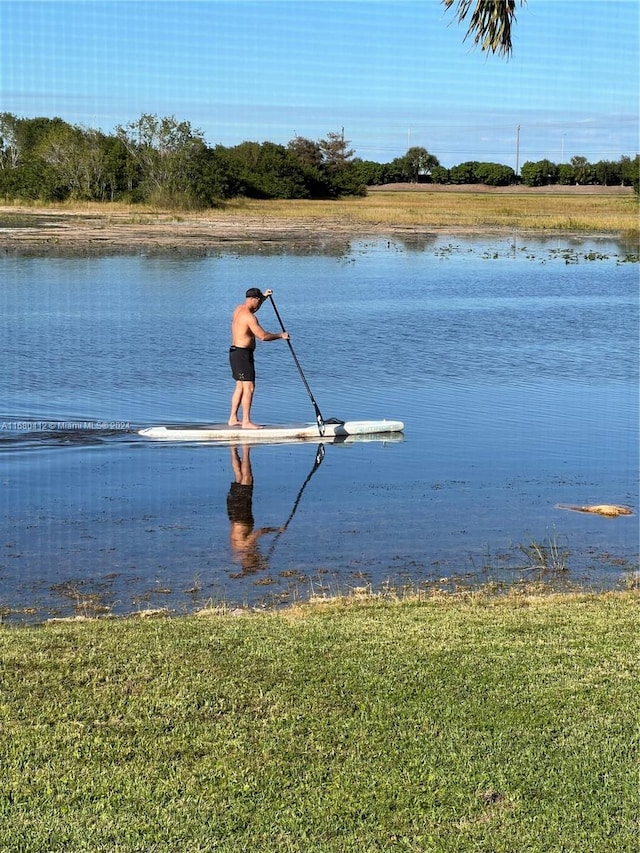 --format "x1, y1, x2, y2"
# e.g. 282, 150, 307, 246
229, 346, 255, 382
226, 482, 254, 525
